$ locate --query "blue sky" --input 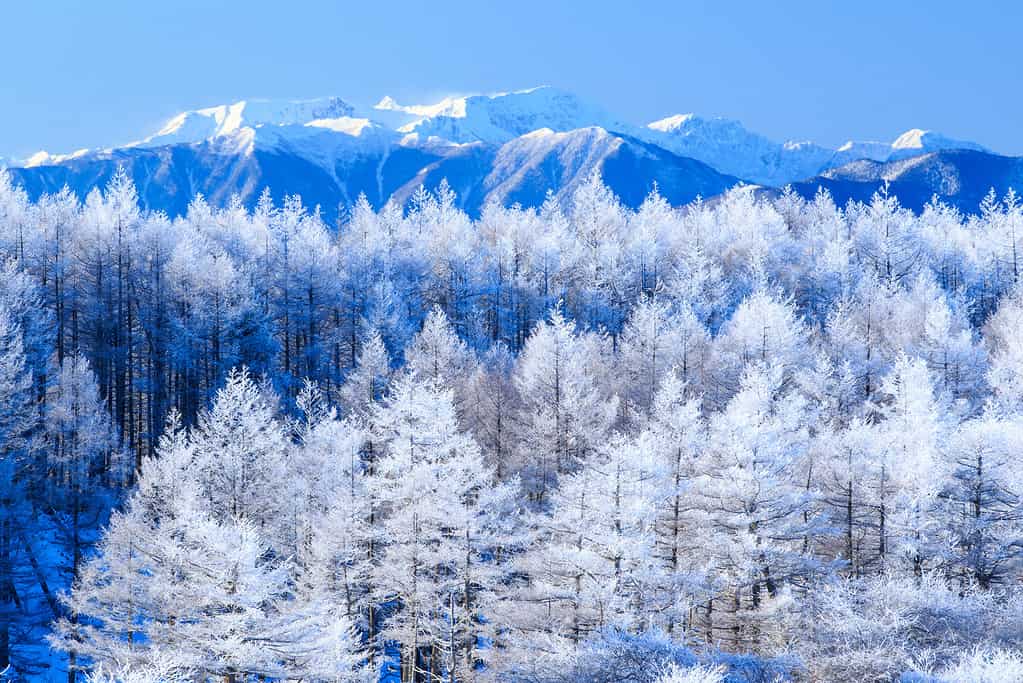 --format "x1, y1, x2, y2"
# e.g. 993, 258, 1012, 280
2, 0, 1020, 158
